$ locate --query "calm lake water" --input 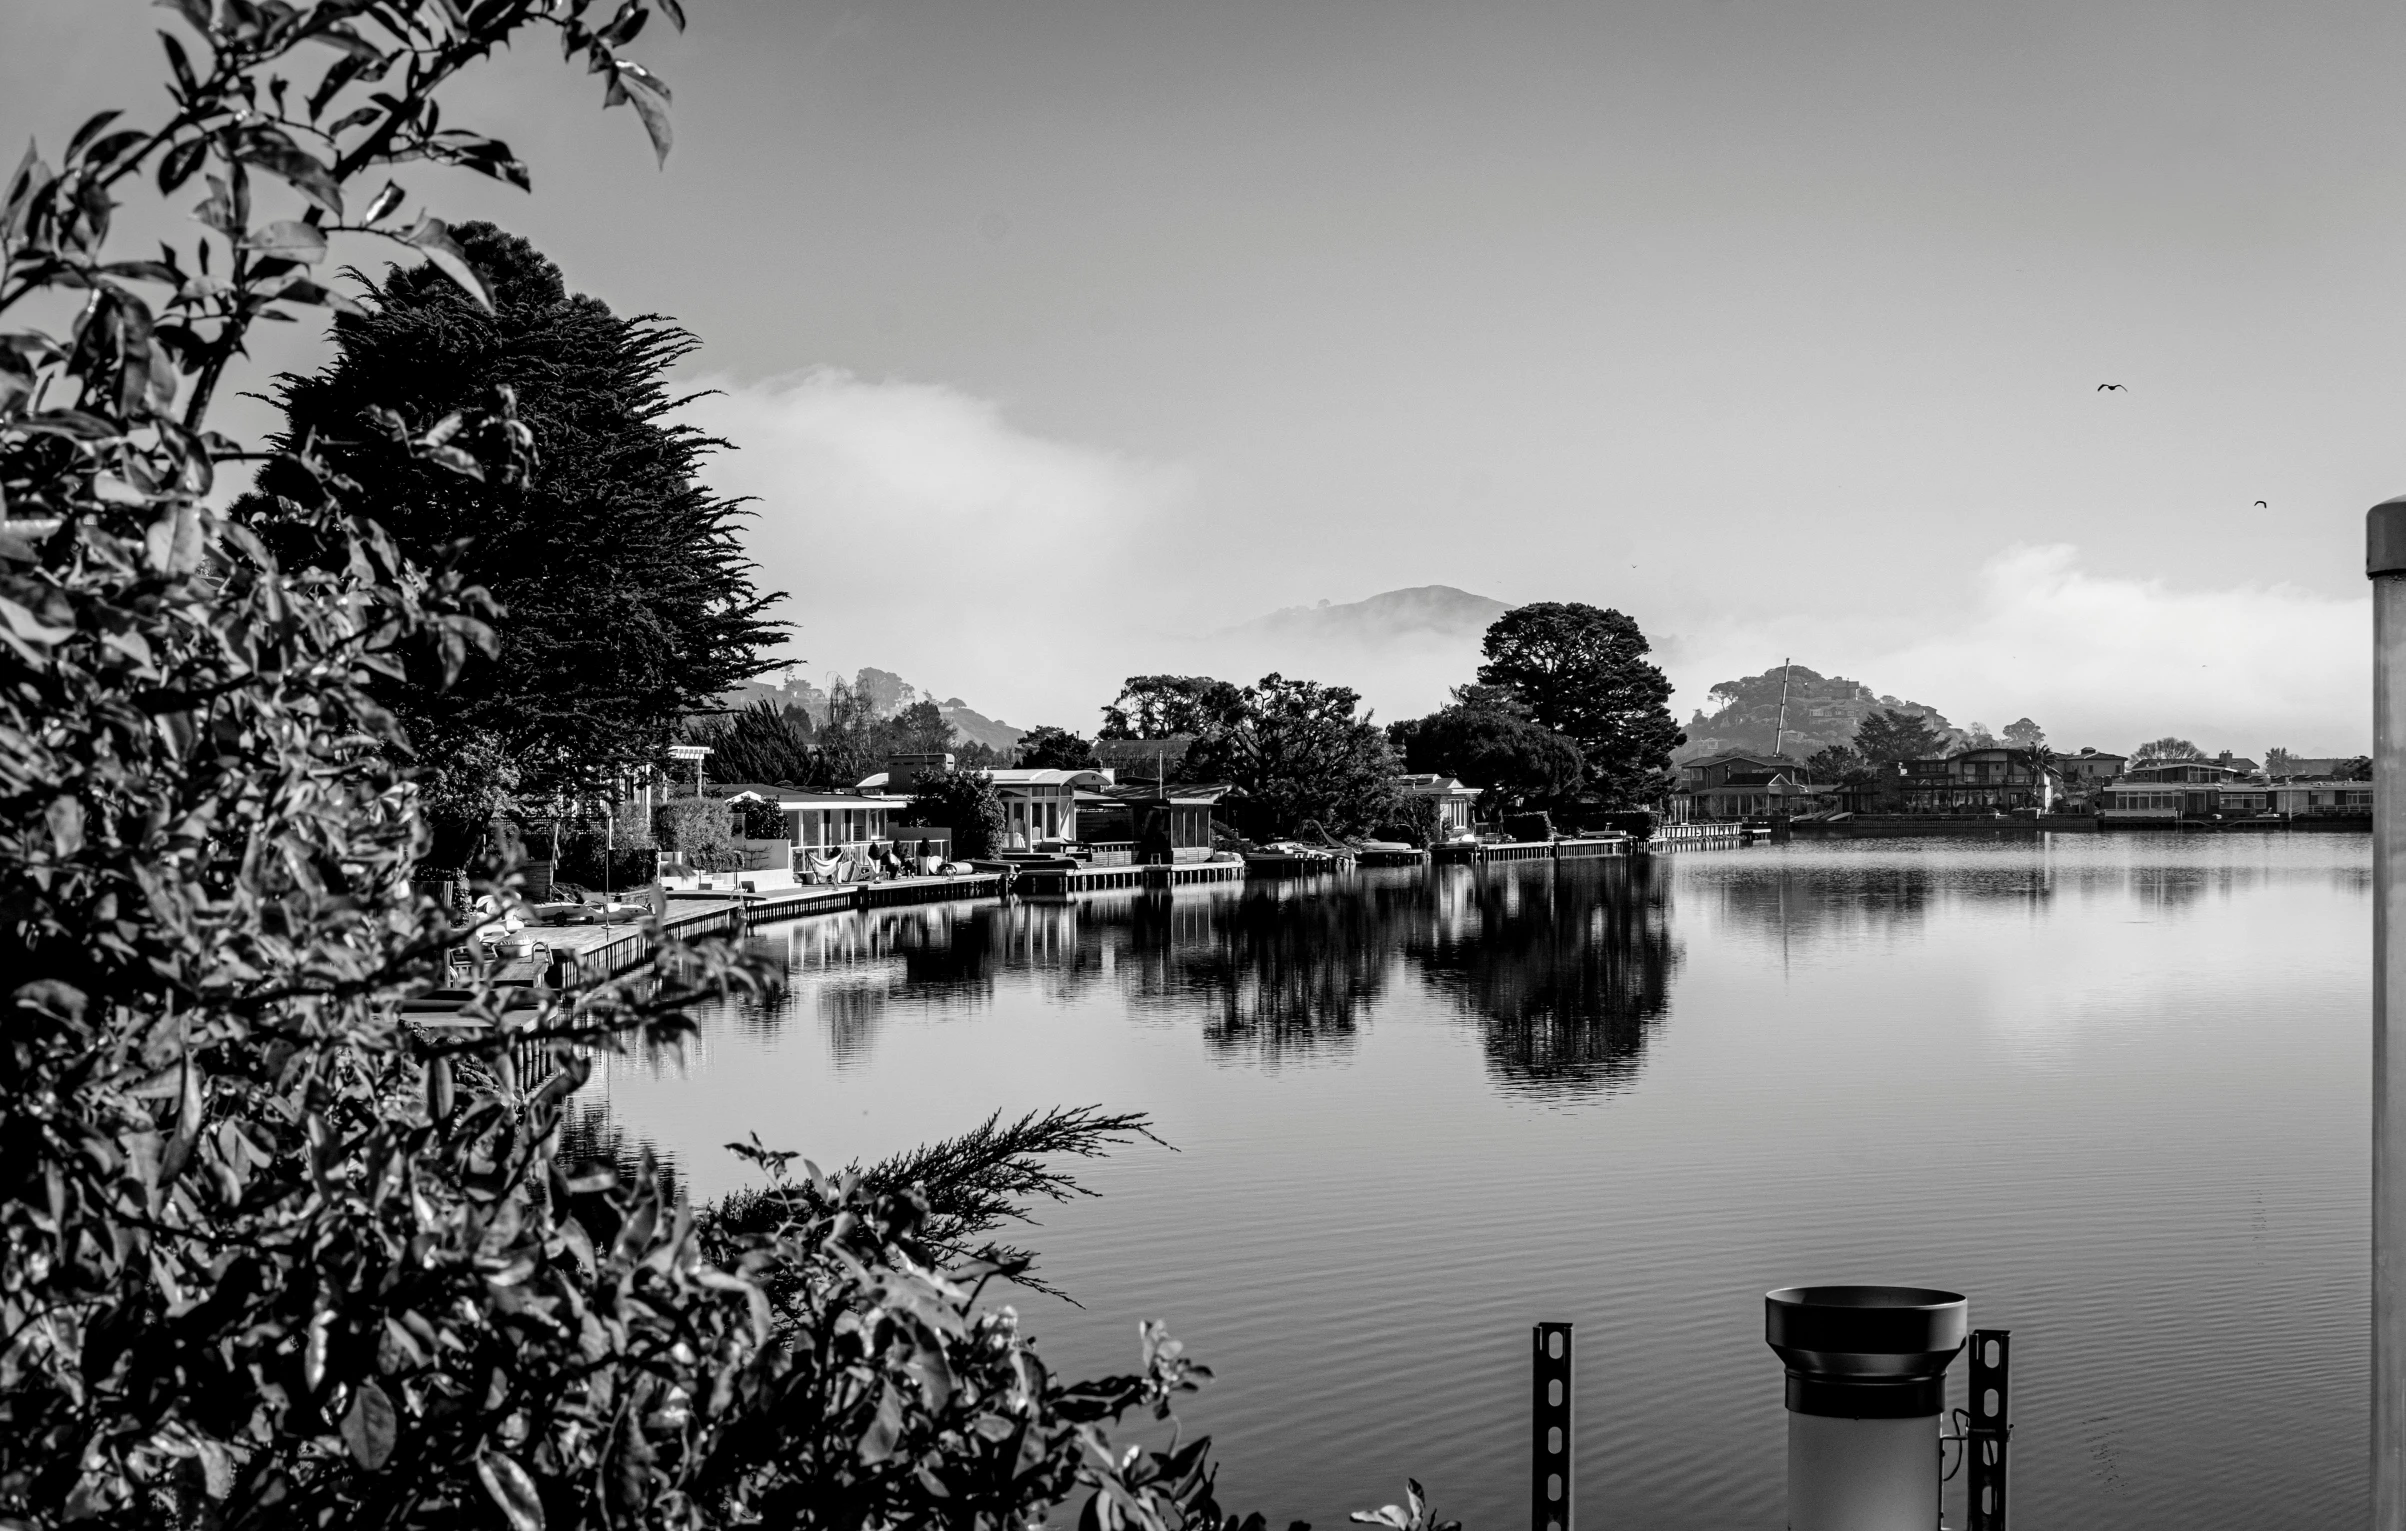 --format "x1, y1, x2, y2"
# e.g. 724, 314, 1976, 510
577, 835, 2370, 1530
